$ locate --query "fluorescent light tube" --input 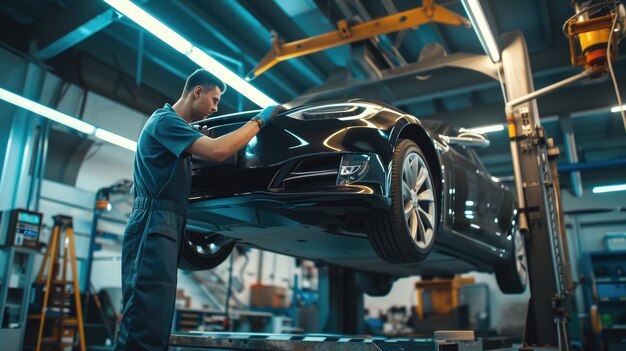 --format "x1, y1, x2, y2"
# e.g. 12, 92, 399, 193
610, 104, 626, 113
468, 124, 504, 134
0, 87, 96, 135
461, 0, 500, 62
592, 183, 626, 193
186, 48, 277, 107
95, 128, 138, 152
103, 0, 192, 55
103, 0, 277, 107
1, 87, 138, 152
